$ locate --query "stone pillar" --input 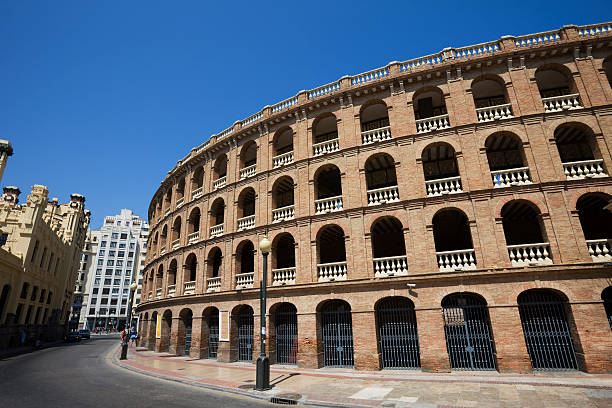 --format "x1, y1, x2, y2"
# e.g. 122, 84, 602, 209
352, 311, 379, 370
147, 317, 157, 351
189, 316, 204, 359
169, 317, 181, 355
416, 308, 450, 372
568, 302, 612, 373
488, 305, 532, 373
175, 316, 187, 356
297, 312, 319, 369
